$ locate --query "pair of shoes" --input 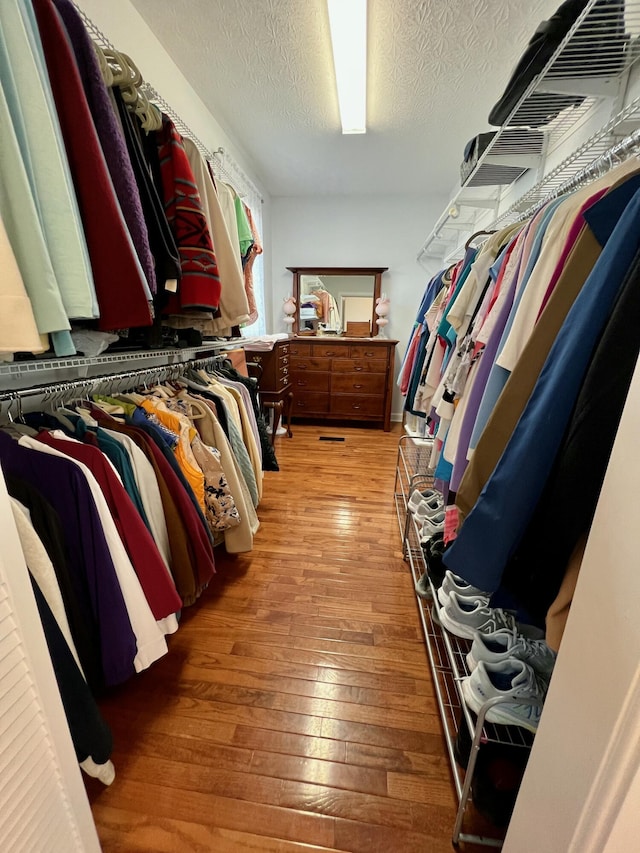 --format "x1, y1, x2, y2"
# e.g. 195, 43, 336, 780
419, 510, 445, 541
415, 573, 432, 599
461, 659, 547, 733
439, 591, 516, 640
467, 627, 556, 682
437, 570, 490, 607
422, 534, 446, 587
407, 488, 440, 514
413, 496, 444, 521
